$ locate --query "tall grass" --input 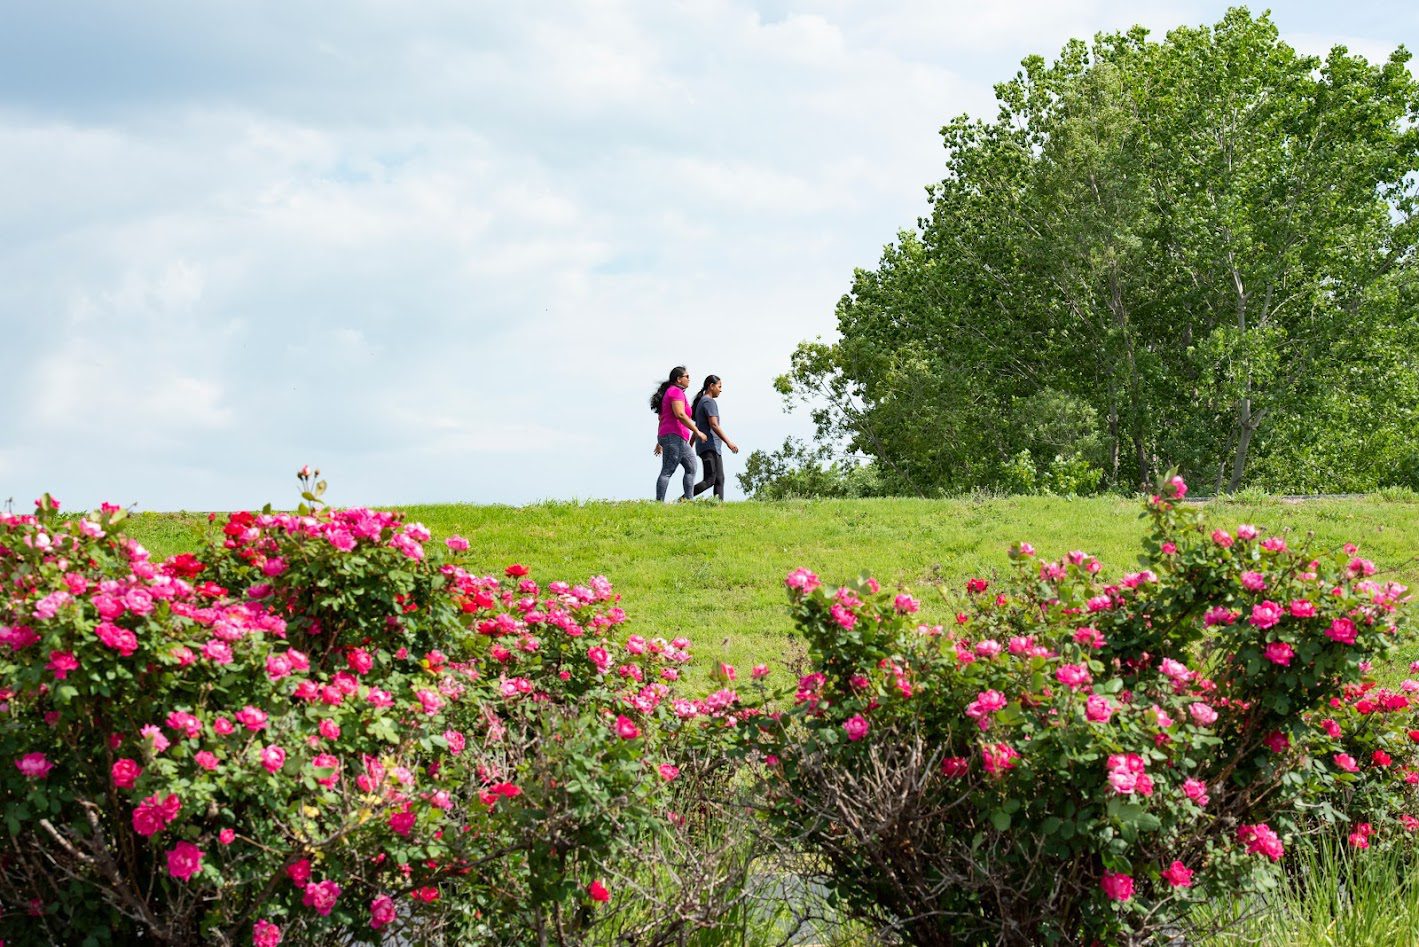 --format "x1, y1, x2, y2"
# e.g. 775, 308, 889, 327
1193, 836, 1419, 946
